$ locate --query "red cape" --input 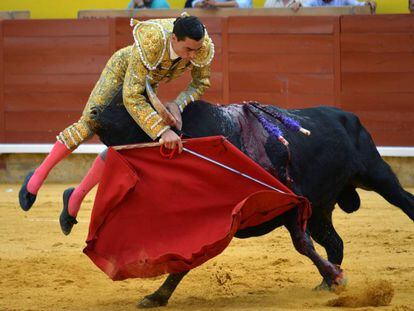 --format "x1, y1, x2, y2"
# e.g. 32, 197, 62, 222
84, 136, 311, 280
